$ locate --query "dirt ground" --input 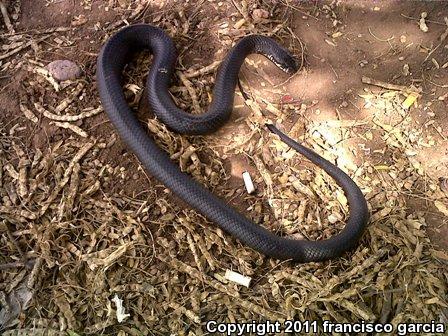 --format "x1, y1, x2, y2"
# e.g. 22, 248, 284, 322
1, 0, 447, 335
